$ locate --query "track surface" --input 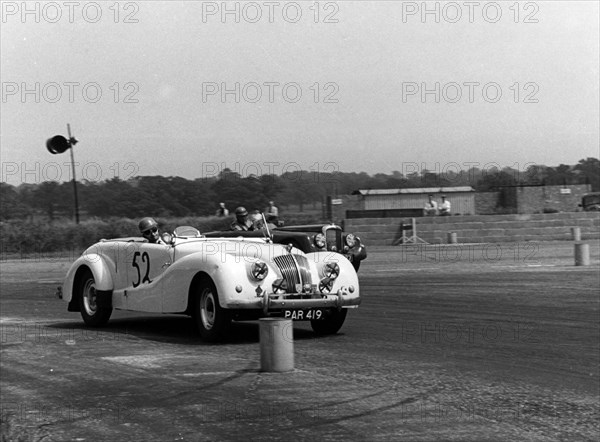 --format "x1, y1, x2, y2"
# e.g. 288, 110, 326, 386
1, 241, 599, 441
